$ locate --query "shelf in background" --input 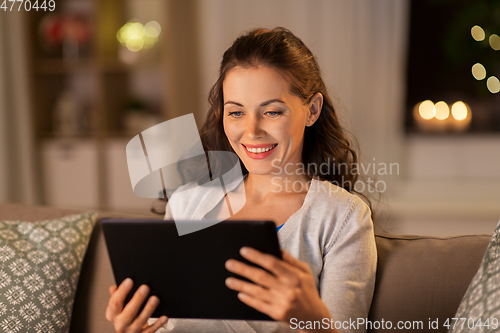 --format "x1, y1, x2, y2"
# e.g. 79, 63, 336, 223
38, 131, 137, 140
97, 57, 164, 72
34, 57, 164, 75
34, 58, 95, 75
28, 0, 170, 212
